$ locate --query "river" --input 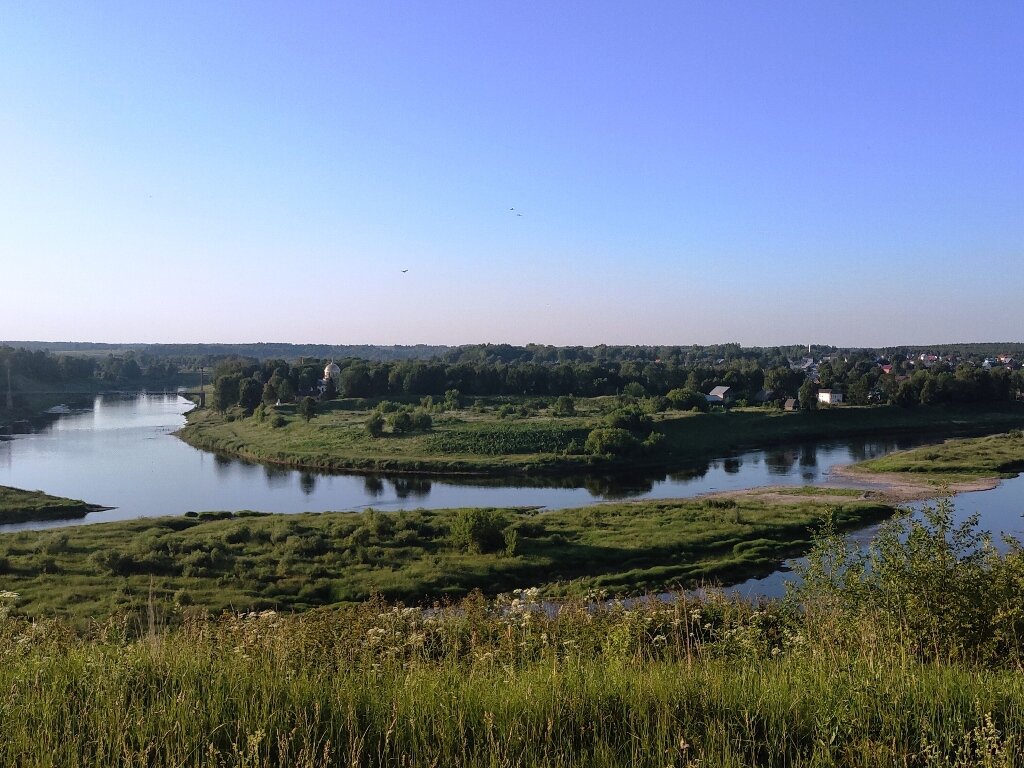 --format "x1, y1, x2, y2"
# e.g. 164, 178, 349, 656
2, 394, 1022, 595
